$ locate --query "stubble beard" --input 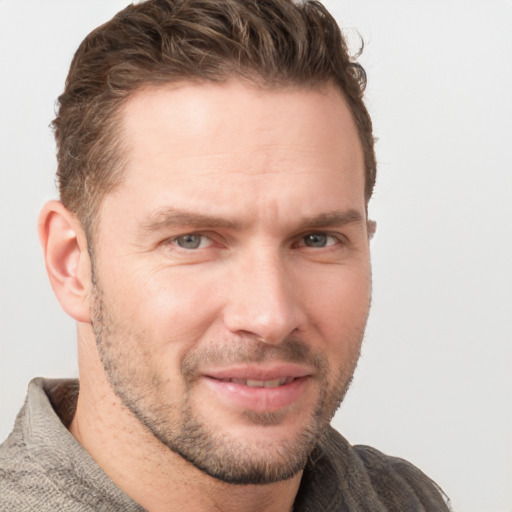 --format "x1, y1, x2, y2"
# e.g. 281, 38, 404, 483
90, 280, 364, 485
